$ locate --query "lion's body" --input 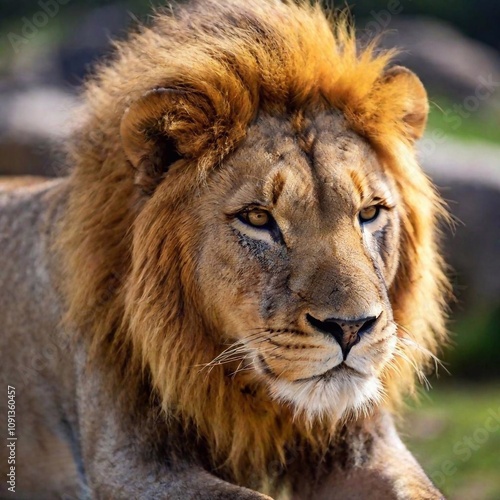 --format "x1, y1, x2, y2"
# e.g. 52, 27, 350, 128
0, 1, 448, 498
0, 180, 82, 497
